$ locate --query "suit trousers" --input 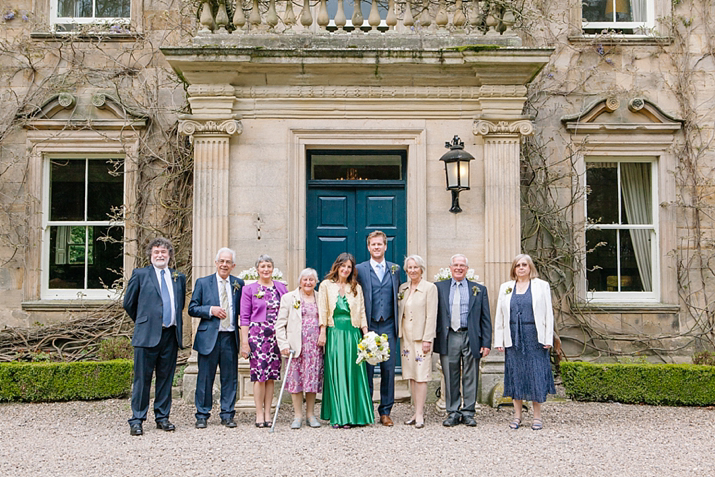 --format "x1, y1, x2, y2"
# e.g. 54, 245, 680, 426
195, 331, 238, 420
440, 329, 479, 418
129, 326, 178, 425
367, 316, 396, 416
